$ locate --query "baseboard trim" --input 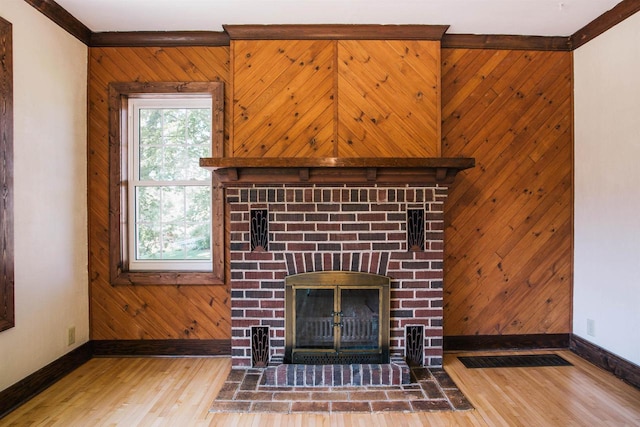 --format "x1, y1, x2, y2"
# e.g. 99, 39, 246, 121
0, 342, 92, 418
0, 339, 231, 419
570, 335, 640, 390
444, 334, 571, 351
91, 339, 231, 357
